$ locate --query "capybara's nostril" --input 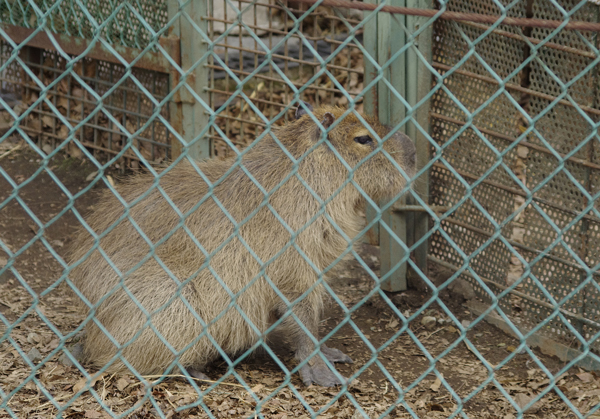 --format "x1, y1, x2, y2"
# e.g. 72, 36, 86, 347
391, 131, 417, 175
